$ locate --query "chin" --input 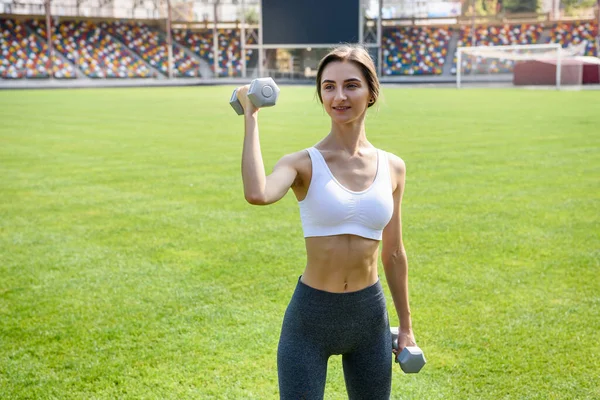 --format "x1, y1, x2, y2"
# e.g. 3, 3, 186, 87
330, 112, 361, 123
